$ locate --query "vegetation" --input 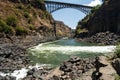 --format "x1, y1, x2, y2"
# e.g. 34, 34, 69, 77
0, 0, 51, 36
30, 0, 46, 10
24, 12, 30, 18
28, 17, 32, 24
91, 5, 101, 13
0, 20, 14, 34
115, 75, 120, 80
27, 4, 32, 9
76, 25, 82, 34
16, 5, 24, 10
114, 45, 120, 58
16, 26, 28, 35
6, 16, 18, 27
41, 11, 50, 19
29, 24, 35, 30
